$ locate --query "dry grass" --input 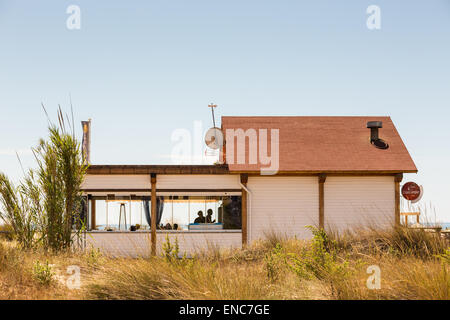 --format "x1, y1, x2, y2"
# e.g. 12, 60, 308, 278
0, 226, 448, 300
84, 237, 315, 300
0, 240, 94, 299
322, 226, 449, 299
329, 255, 449, 300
